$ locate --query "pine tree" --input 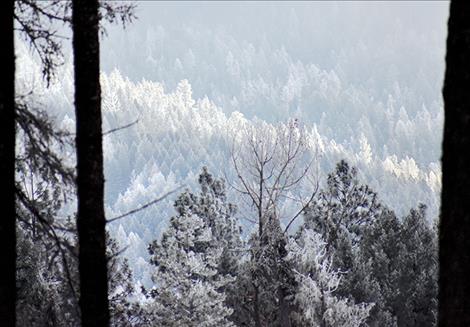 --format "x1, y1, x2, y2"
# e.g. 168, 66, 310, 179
303, 161, 437, 326
107, 235, 149, 327
190, 167, 242, 278
12, 2, 136, 326
147, 168, 240, 326
358, 209, 404, 327
16, 227, 63, 327
303, 160, 382, 302
237, 214, 297, 326
357, 206, 437, 326
304, 160, 381, 253
397, 205, 437, 326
